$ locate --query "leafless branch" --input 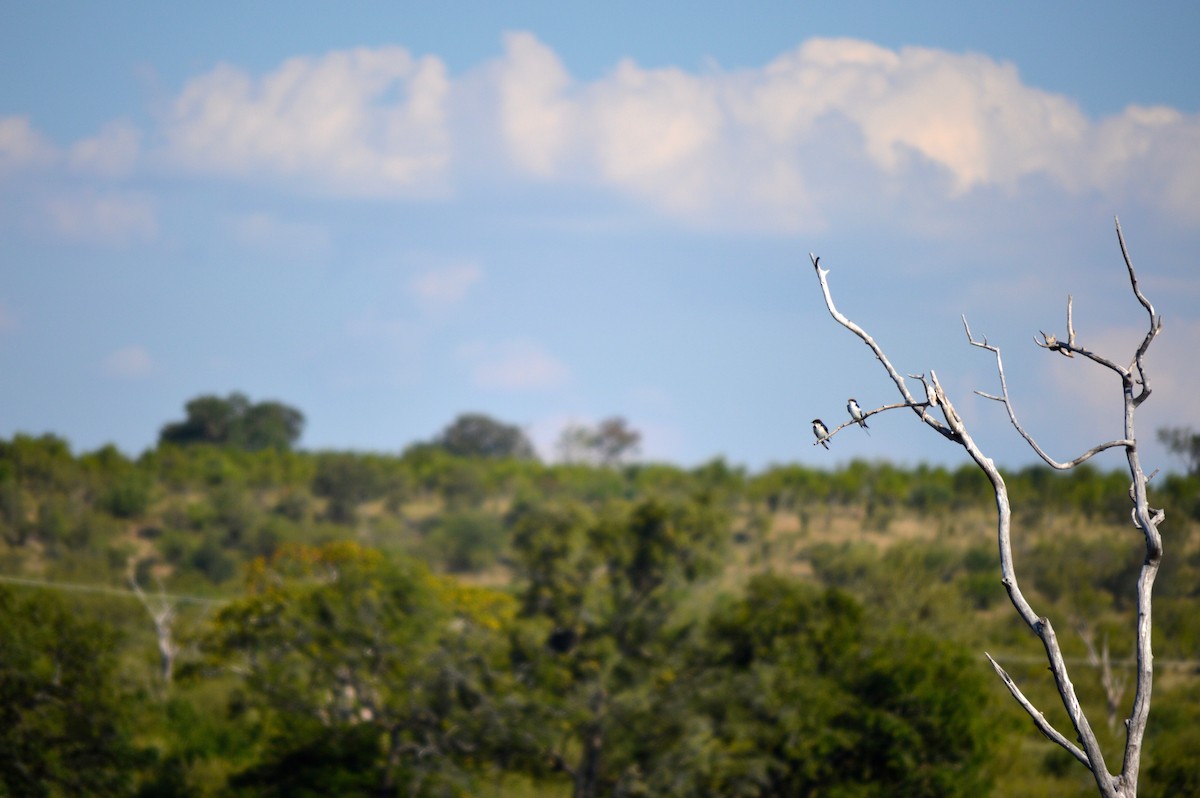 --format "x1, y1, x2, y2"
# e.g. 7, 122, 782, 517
1078, 621, 1128, 732
985, 653, 1090, 767
964, 315, 1132, 470
1116, 217, 1163, 407
811, 254, 959, 443
812, 400, 930, 446
809, 219, 1165, 798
